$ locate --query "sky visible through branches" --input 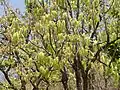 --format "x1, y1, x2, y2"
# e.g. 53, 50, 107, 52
0, 0, 25, 81
0, 0, 25, 16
